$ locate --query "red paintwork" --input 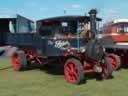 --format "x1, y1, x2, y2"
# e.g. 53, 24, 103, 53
22, 48, 43, 65
12, 53, 20, 71
121, 55, 128, 65
111, 26, 117, 33
84, 63, 92, 68
108, 55, 117, 70
84, 69, 94, 73
64, 50, 84, 61
102, 21, 128, 43
107, 34, 128, 42
65, 62, 78, 83
111, 50, 128, 66
64, 50, 110, 79
64, 50, 100, 74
